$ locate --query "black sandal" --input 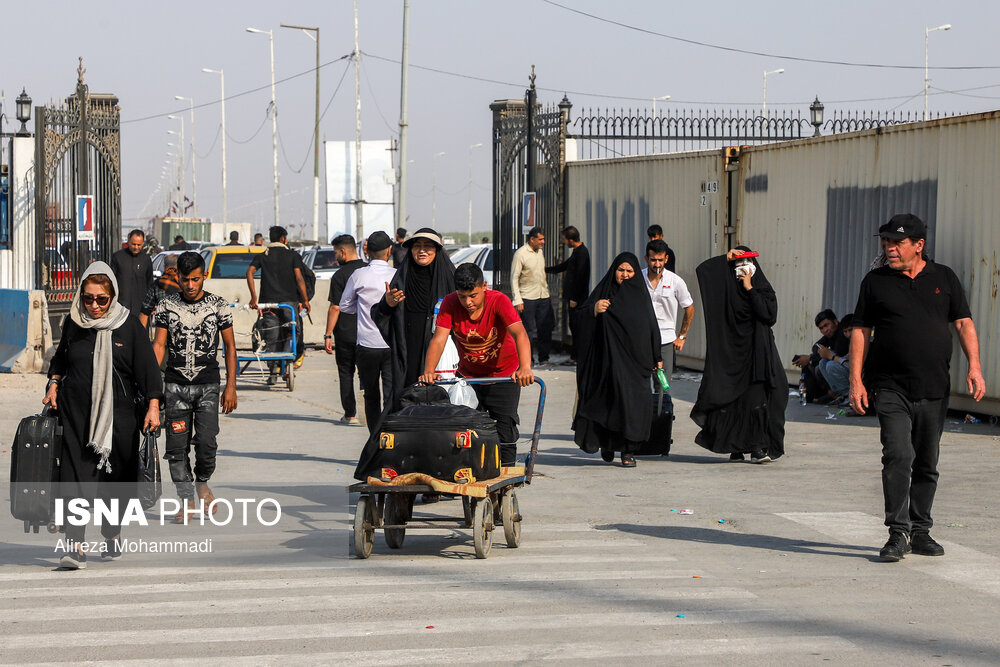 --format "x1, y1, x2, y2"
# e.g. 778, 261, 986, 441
600, 449, 615, 463
621, 453, 636, 468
